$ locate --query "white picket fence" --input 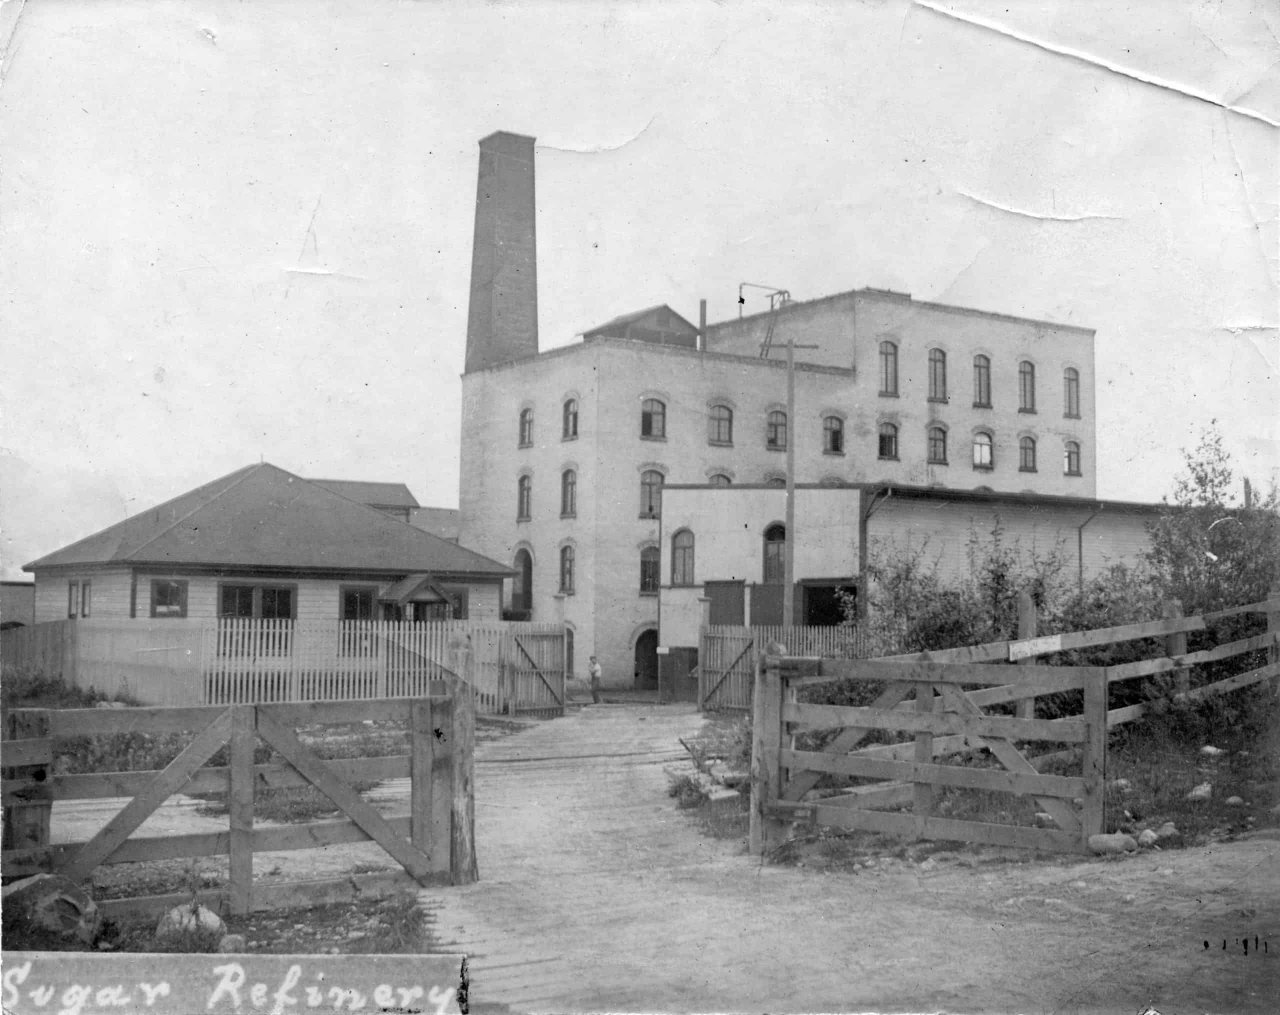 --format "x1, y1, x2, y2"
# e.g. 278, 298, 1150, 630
2, 618, 567, 714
